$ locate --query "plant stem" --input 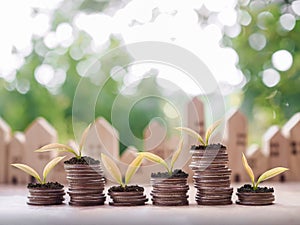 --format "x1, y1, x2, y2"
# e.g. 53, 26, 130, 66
253, 184, 257, 190
168, 168, 172, 176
